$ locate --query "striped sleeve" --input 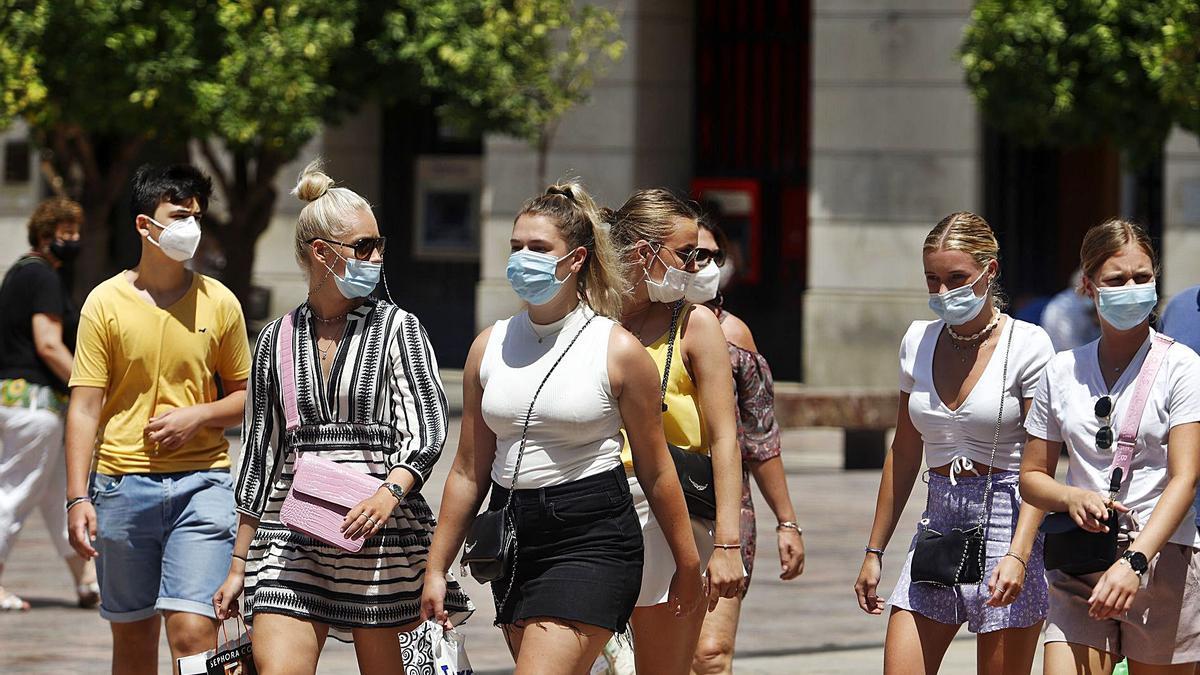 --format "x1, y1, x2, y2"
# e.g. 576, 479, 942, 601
235, 320, 284, 518
387, 313, 448, 490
